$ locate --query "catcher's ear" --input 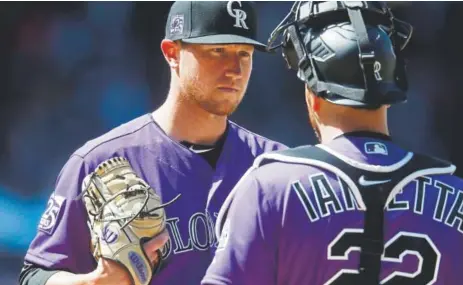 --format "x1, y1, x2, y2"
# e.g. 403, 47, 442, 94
305, 86, 321, 113
161, 39, 180, 68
